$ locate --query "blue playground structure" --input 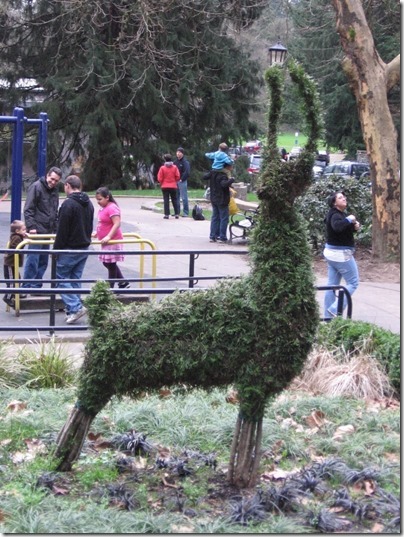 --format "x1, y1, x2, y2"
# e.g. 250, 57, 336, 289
0, 107, 48, 222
